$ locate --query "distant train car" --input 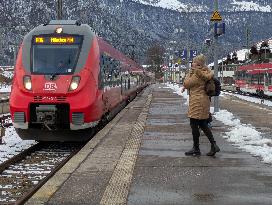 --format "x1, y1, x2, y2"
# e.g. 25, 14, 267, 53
235, 63, 272, 97
10, 20, 148, 141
